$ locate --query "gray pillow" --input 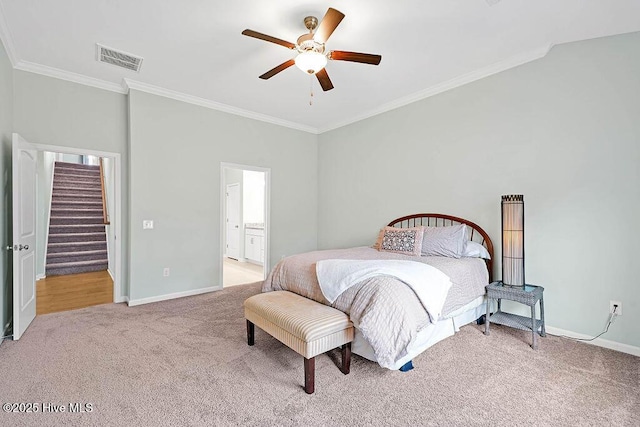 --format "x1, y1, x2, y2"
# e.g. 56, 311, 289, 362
421, 224, 467, 258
